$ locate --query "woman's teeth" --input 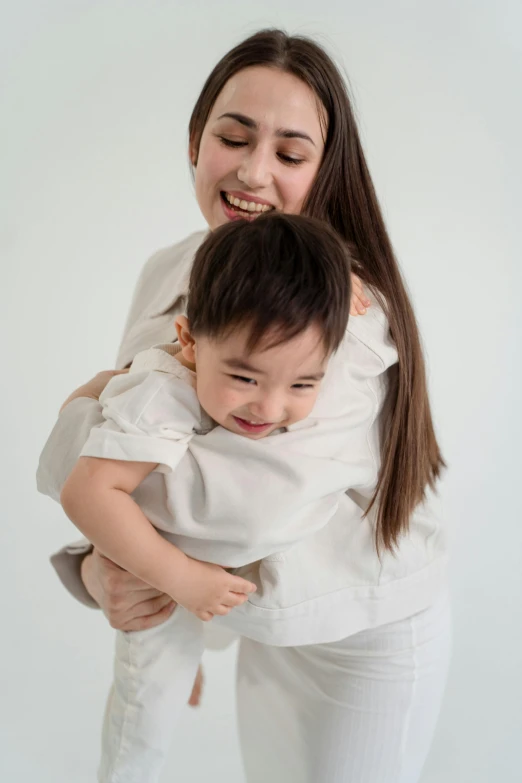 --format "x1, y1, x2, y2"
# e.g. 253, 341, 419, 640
224, 192, 273, 213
